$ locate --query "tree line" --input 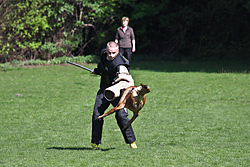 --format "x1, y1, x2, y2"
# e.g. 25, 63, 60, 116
1, 0, 250, 63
